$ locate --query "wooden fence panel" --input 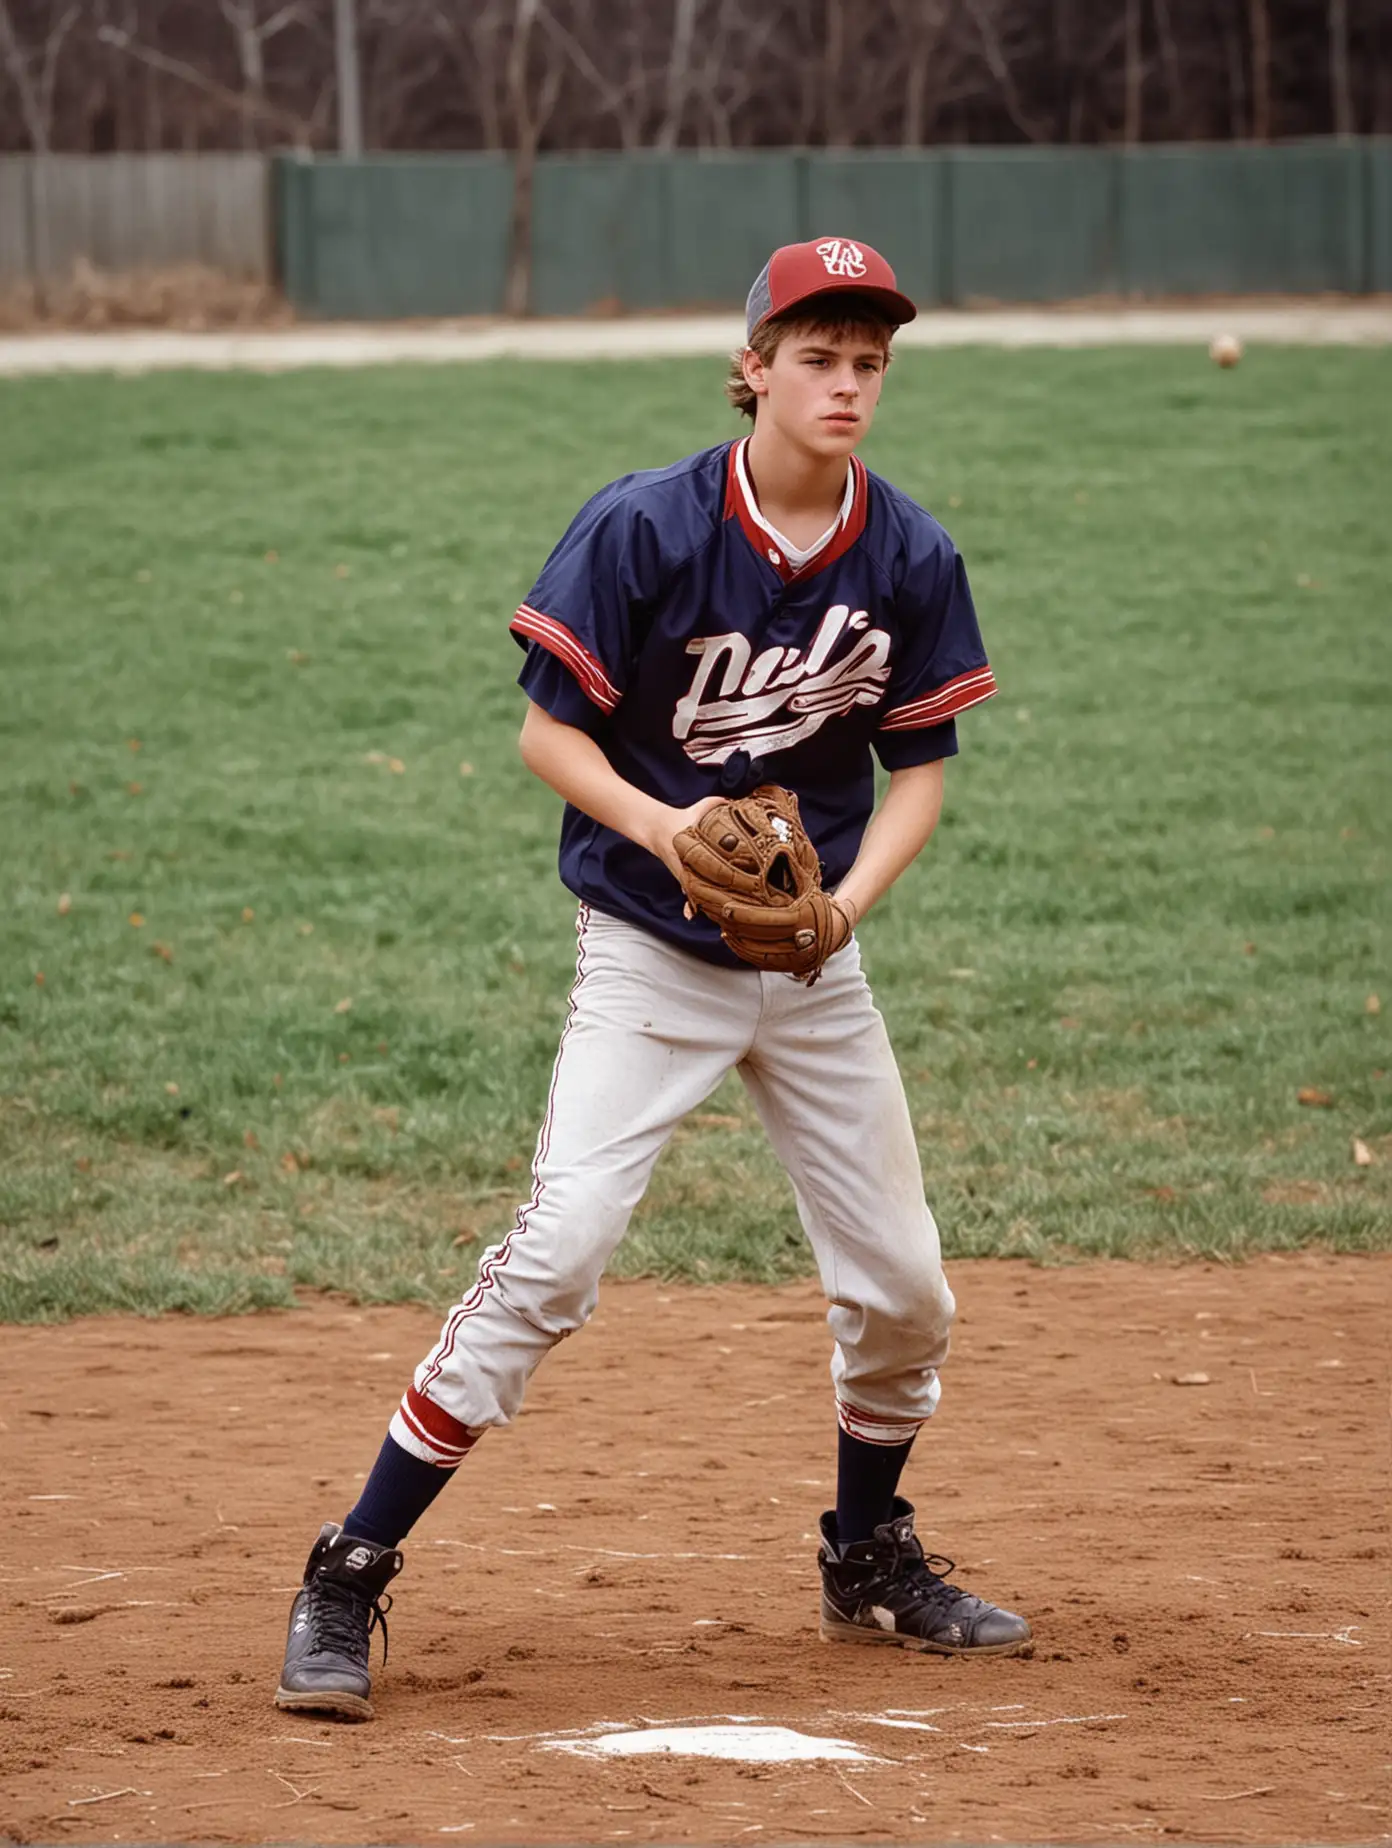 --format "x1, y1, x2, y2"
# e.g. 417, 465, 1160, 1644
0, 155, 269, 282
0, 160, 31, 279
